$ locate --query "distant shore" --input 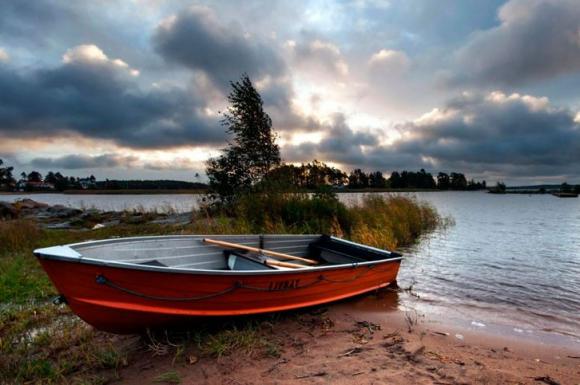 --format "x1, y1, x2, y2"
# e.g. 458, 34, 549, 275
0, 187, 464, 196
0, 189, 208, 195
